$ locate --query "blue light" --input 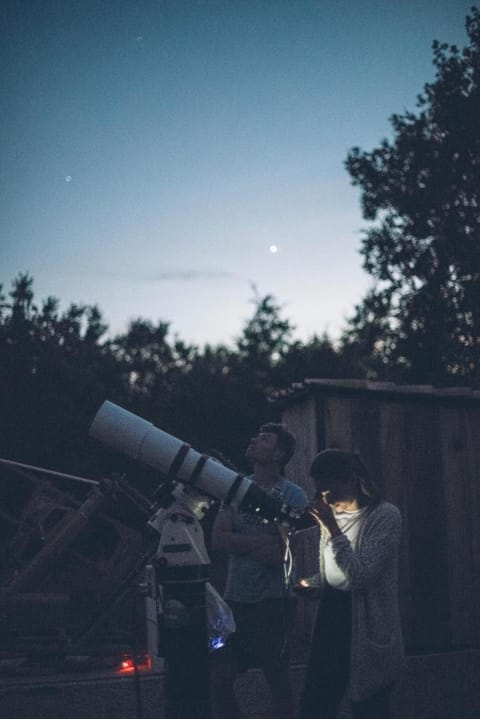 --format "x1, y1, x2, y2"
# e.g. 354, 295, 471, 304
209, 634, 226, 652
